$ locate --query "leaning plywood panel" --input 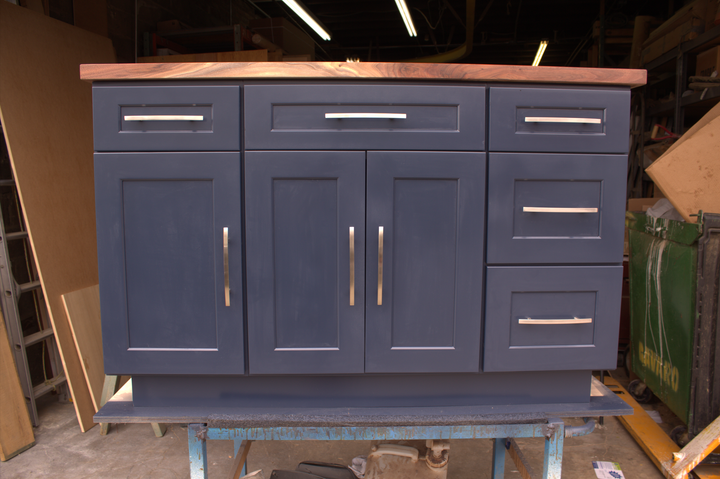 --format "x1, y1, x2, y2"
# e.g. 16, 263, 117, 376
0, 310, 35, 461
646, 115, 720, 223
62, 285, 103, 411
0, 2, 115, 432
